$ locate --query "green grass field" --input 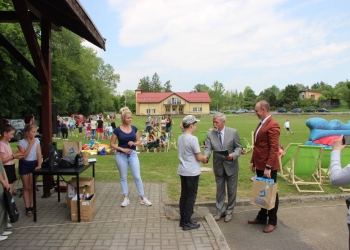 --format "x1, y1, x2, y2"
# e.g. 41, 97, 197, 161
10, 113, 350, 202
